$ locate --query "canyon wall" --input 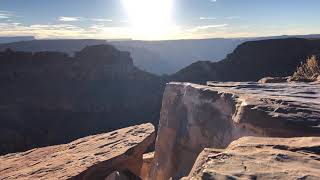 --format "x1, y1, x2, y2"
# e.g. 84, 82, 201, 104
0, 45, 164, 155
